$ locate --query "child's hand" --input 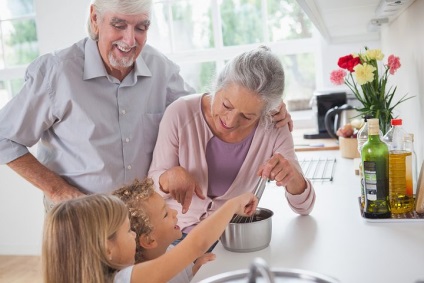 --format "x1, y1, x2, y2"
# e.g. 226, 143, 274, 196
192, 252, 216, 275
233, 192, 258, 216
